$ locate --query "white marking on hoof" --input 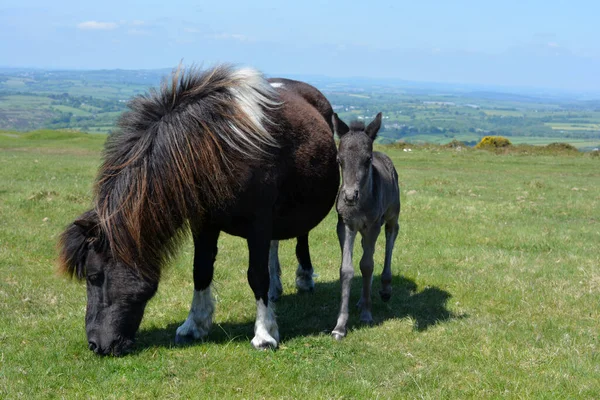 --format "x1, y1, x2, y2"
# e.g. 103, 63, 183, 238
268, 240, 283, 302
175, 287, 214, 343
332, 329, 346, 340
269, 82, 284, 88
295, 265, 315, 292
251, 299, 279, 350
